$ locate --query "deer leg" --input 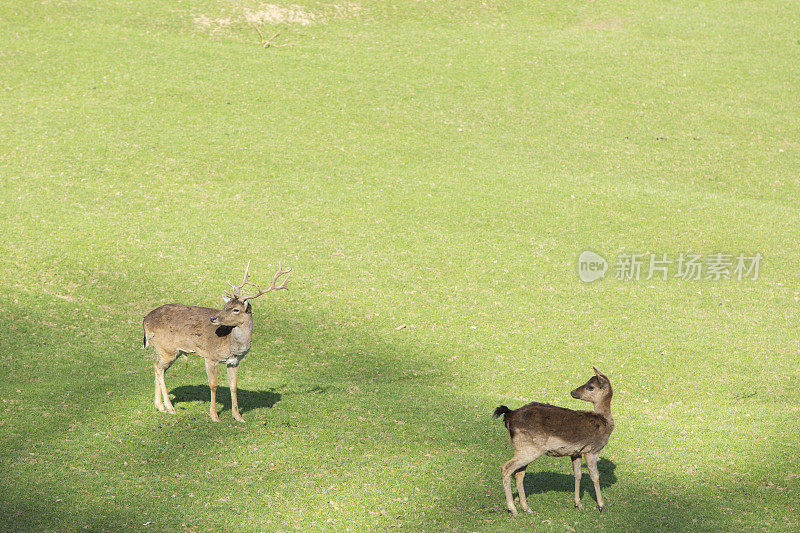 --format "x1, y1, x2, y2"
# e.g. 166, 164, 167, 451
155, 352, 177, 414
514, 467, 533, 514
205, 360, 220, 422
571, 456, 583, 509
501, 458, 522, 515
585, 453, 606, 512
501, 448, 542, 516
153, 362, 166, 412
226, 364, 244, 422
